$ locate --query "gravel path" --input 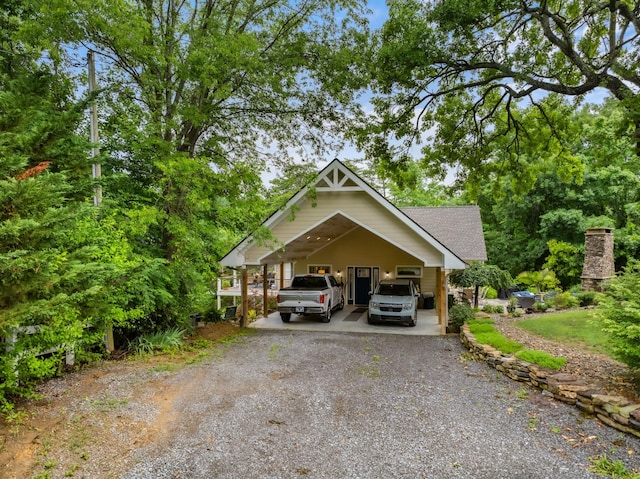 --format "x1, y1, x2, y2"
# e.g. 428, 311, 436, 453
119, 331, 639, 479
